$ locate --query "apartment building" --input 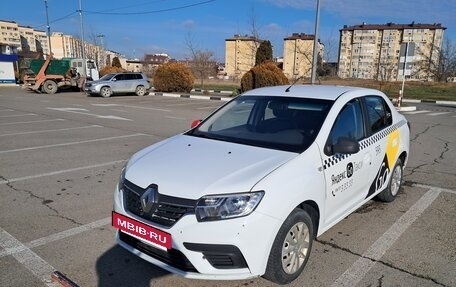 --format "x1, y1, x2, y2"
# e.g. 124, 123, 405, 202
282, 33, 323, 79
50, 32, 105, 67
225, 34, 262, 79
0, 20, 21, 54
1, 20, 51, 55
338, 22, 446, 81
